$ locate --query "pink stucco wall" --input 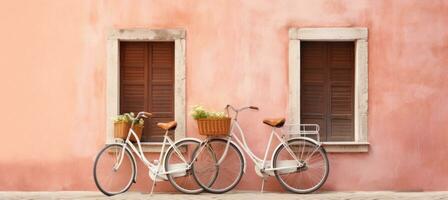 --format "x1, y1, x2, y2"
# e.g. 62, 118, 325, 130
1, 0, 448, 192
